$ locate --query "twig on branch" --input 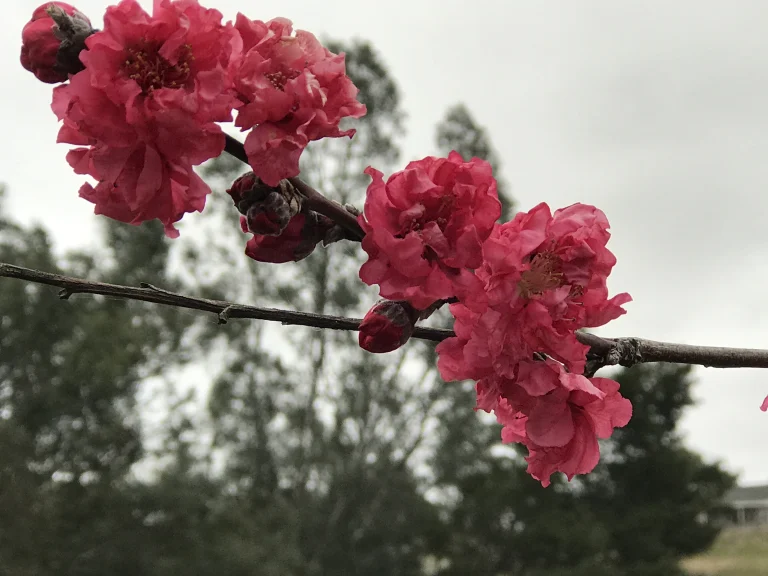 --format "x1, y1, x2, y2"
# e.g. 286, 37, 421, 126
223, 134, 365, 240
3, 261, 768, 372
